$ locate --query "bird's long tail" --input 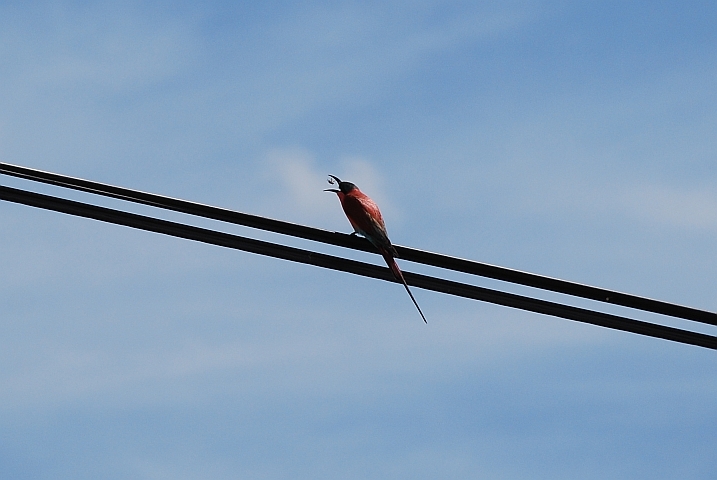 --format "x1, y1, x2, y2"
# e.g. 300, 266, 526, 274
381, 251, 427, 323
